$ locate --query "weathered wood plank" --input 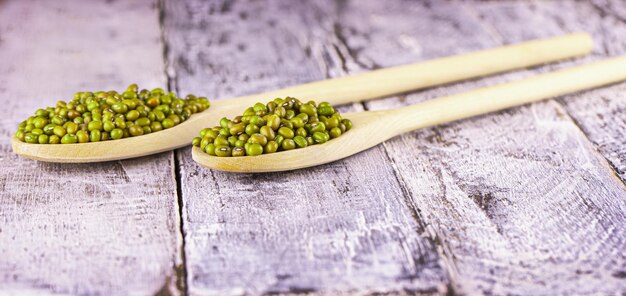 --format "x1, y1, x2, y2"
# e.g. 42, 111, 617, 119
0, 0, 183, 295
164, 0, 449, 294
473, 0, 626, 181
334, 0, 626, 294
385, 102, 626, 294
